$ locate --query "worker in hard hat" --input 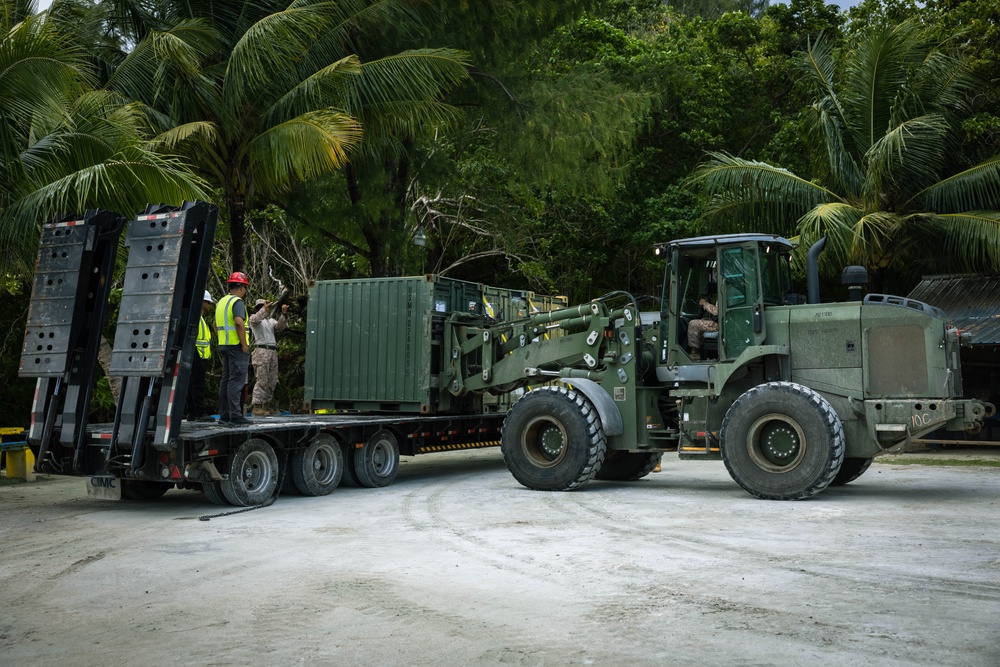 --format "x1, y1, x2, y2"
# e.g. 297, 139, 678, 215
216, 272, 251, 425
249, 299, 288, 416
185, 290, 216, 422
